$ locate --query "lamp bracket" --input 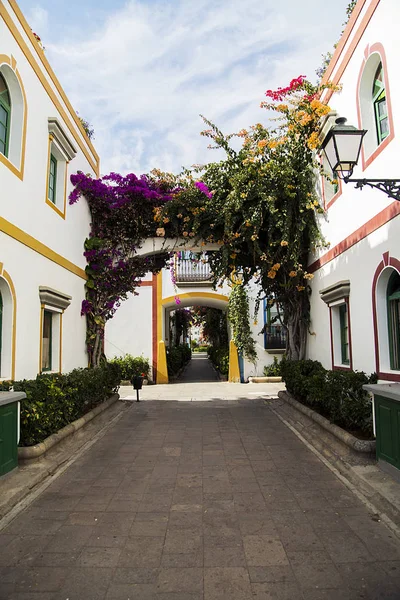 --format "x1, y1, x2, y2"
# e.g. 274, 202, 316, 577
344, 178, 400, 202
